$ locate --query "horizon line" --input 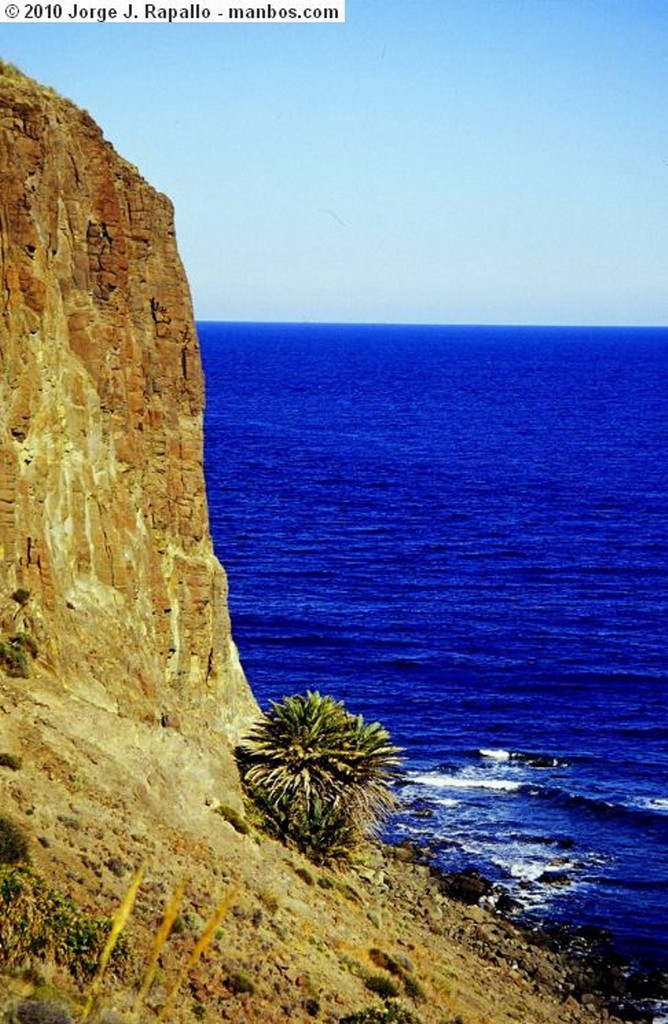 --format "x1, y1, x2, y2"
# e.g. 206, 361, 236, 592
195, 318, 668, 330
